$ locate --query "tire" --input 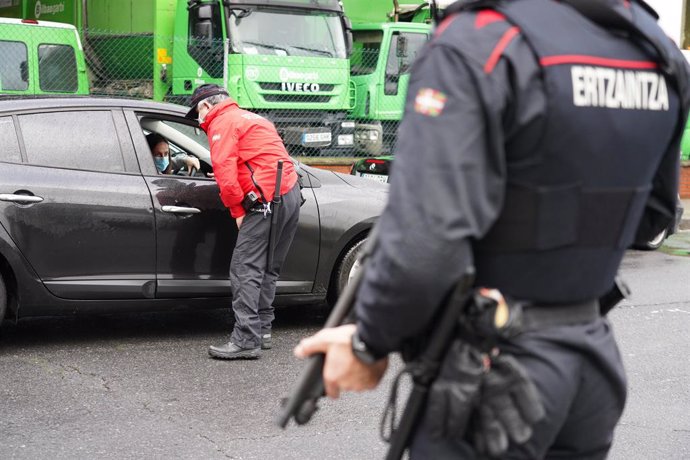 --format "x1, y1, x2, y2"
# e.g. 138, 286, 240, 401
333, 239, 366, 301
643, 227, 668, 251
